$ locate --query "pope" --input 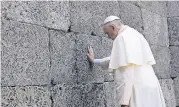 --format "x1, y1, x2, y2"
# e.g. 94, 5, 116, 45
87, 16, 166, 107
